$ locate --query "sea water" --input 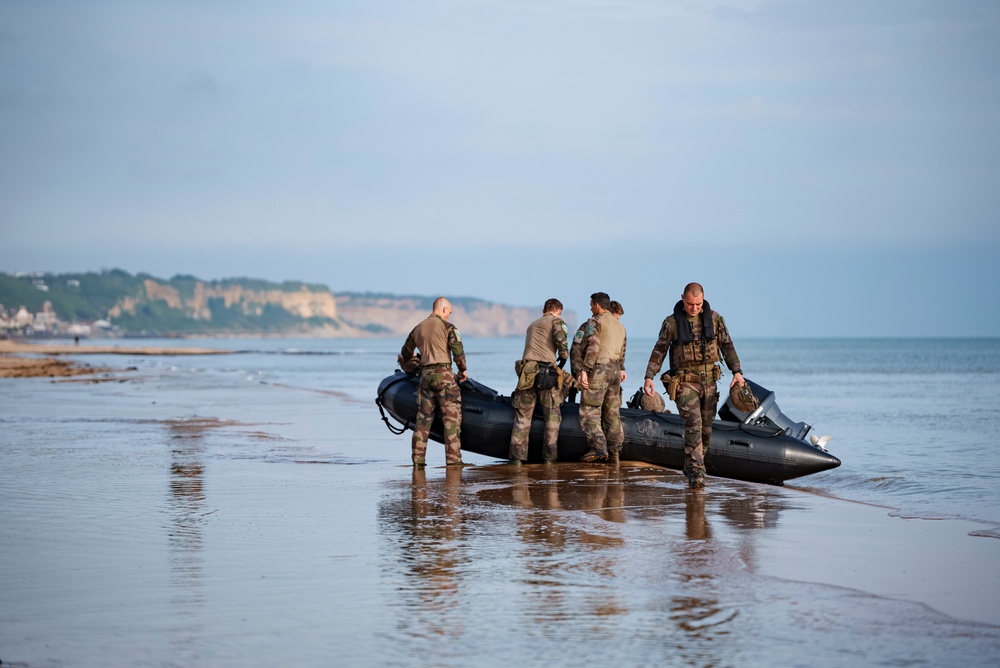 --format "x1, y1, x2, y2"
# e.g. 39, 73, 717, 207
3, 335, 1000, 666
101, 335, 1000, 535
